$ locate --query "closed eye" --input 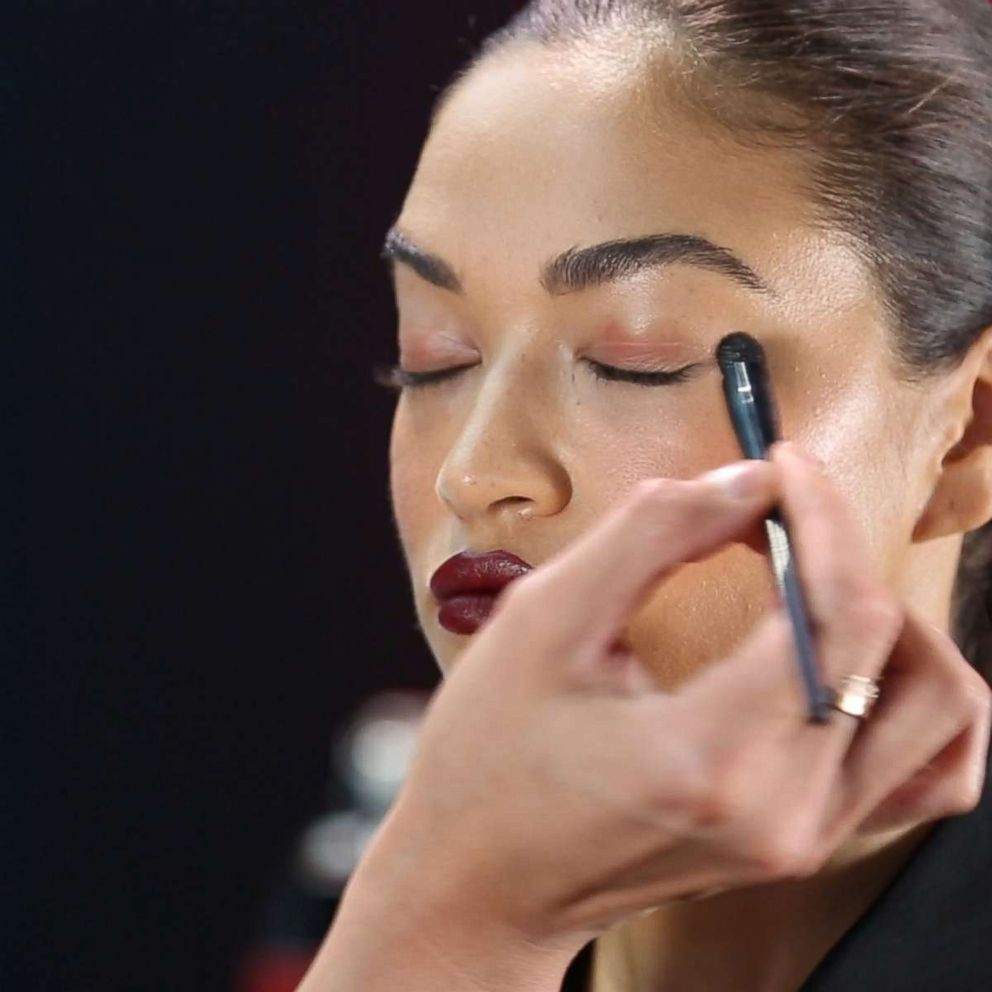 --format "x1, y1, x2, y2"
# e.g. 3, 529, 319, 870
371, 359, 700, 391
583, 359, 700, 386
372, 362, 477, 391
